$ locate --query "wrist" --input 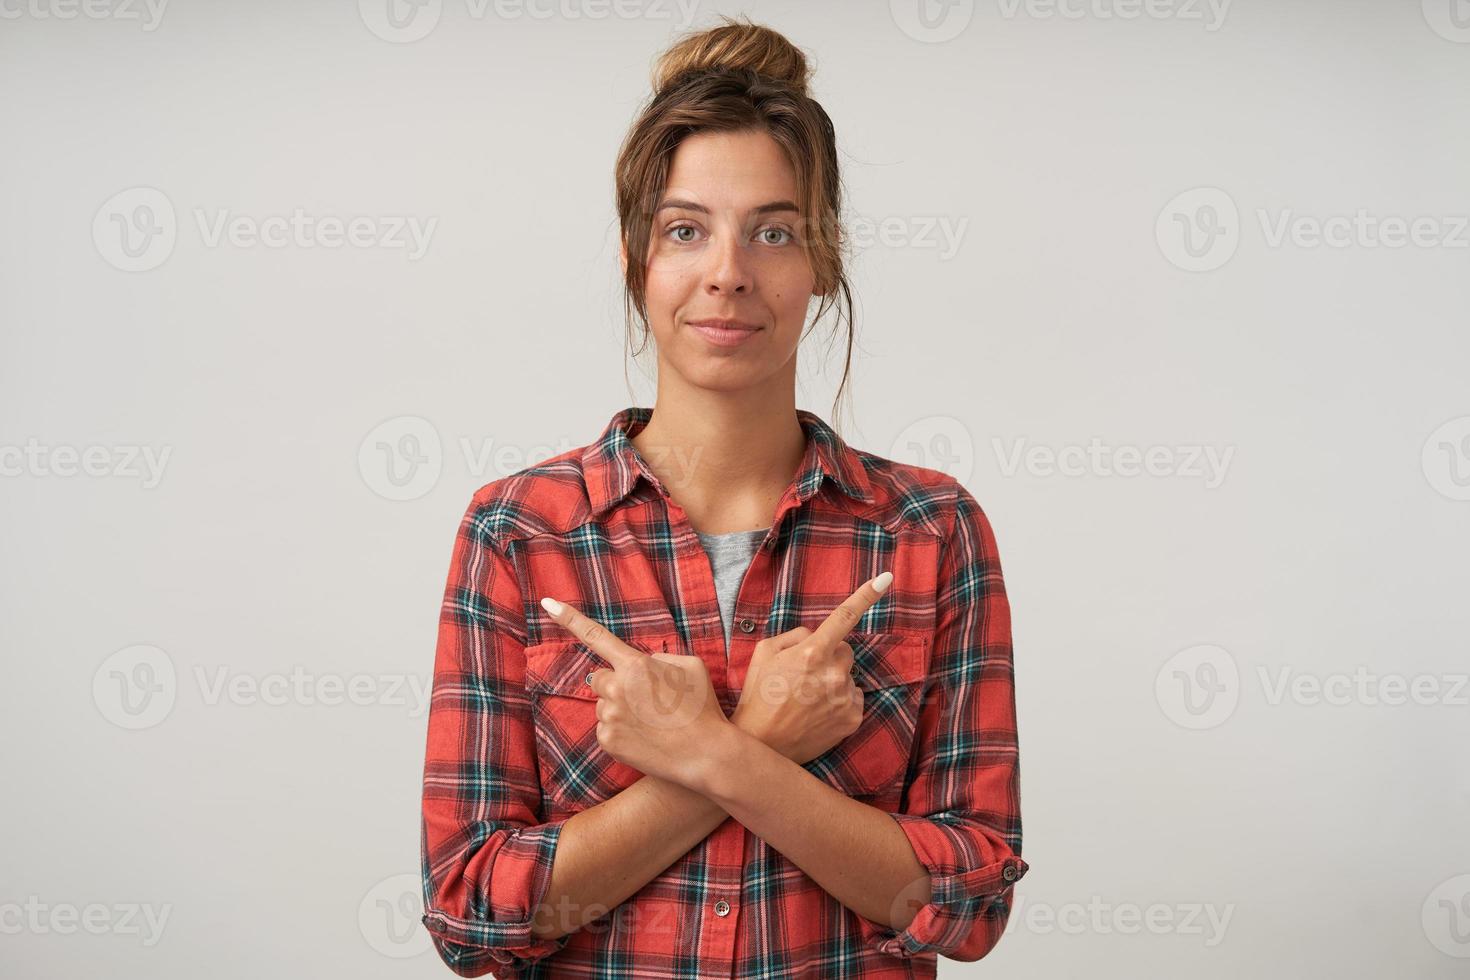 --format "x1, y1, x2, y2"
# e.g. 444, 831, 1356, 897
685, 718, 758, 800
729, 708, 769, 750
